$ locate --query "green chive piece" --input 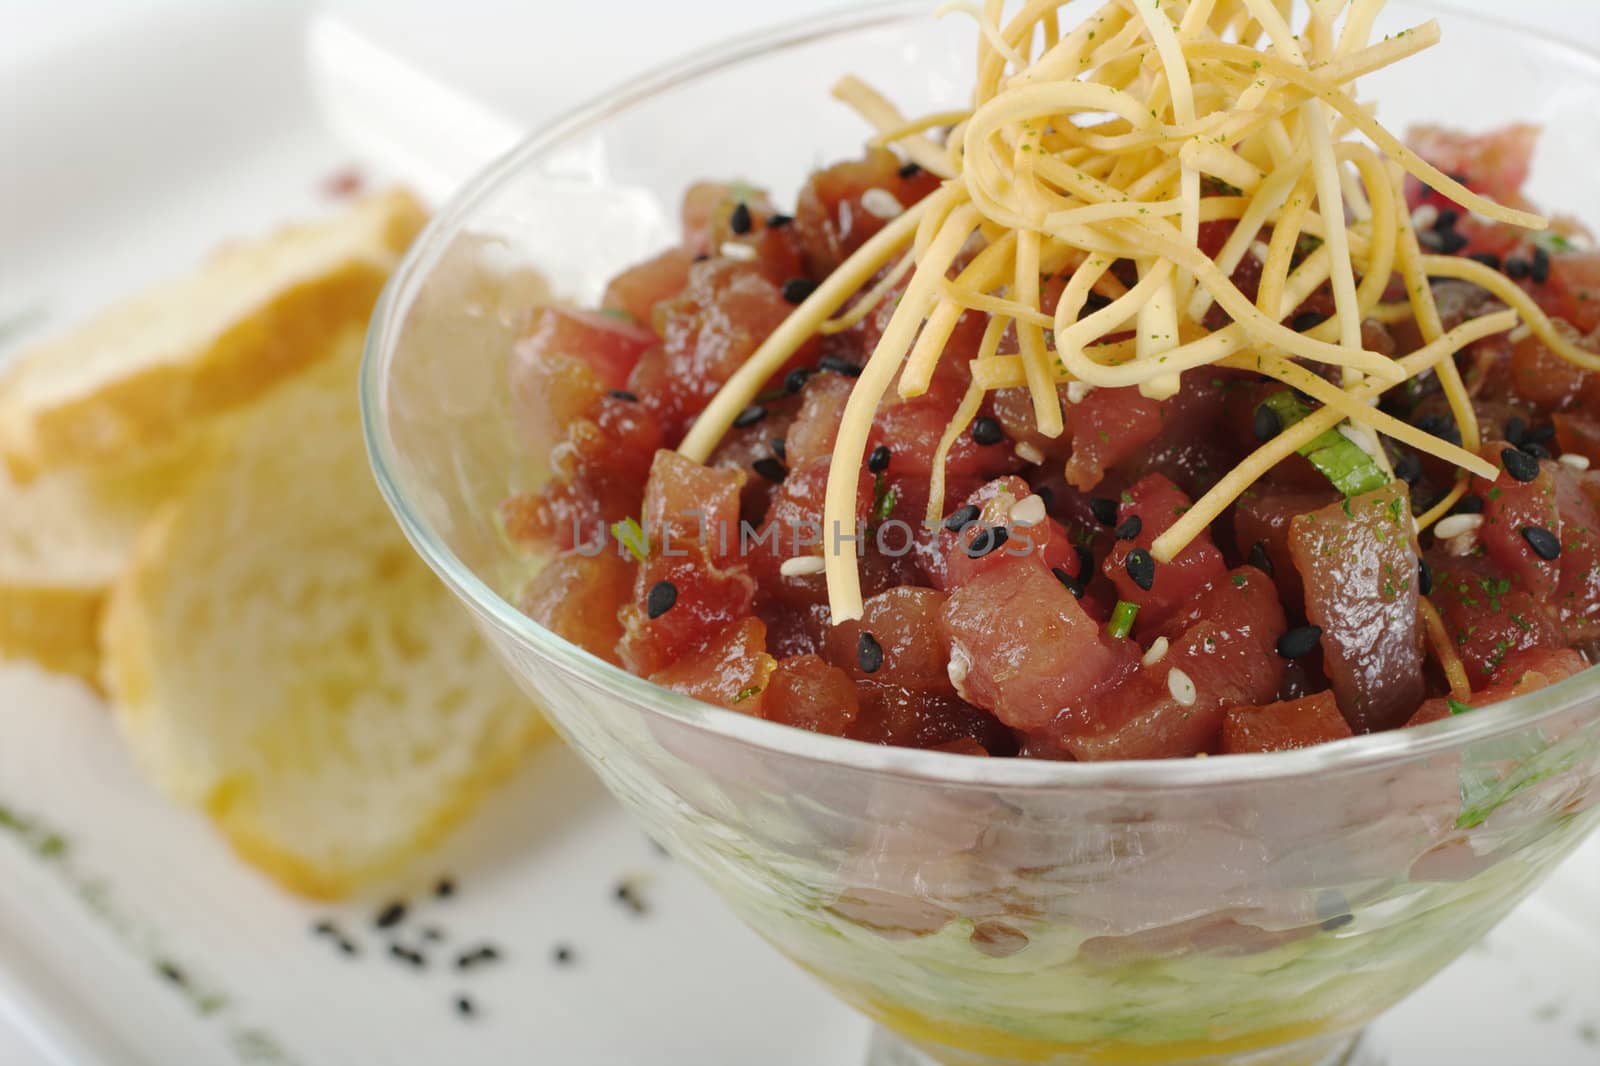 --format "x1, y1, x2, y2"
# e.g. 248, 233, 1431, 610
612, 517, 649, 563
1107, 600, 1140, 641
1259, 391, 1390, 498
